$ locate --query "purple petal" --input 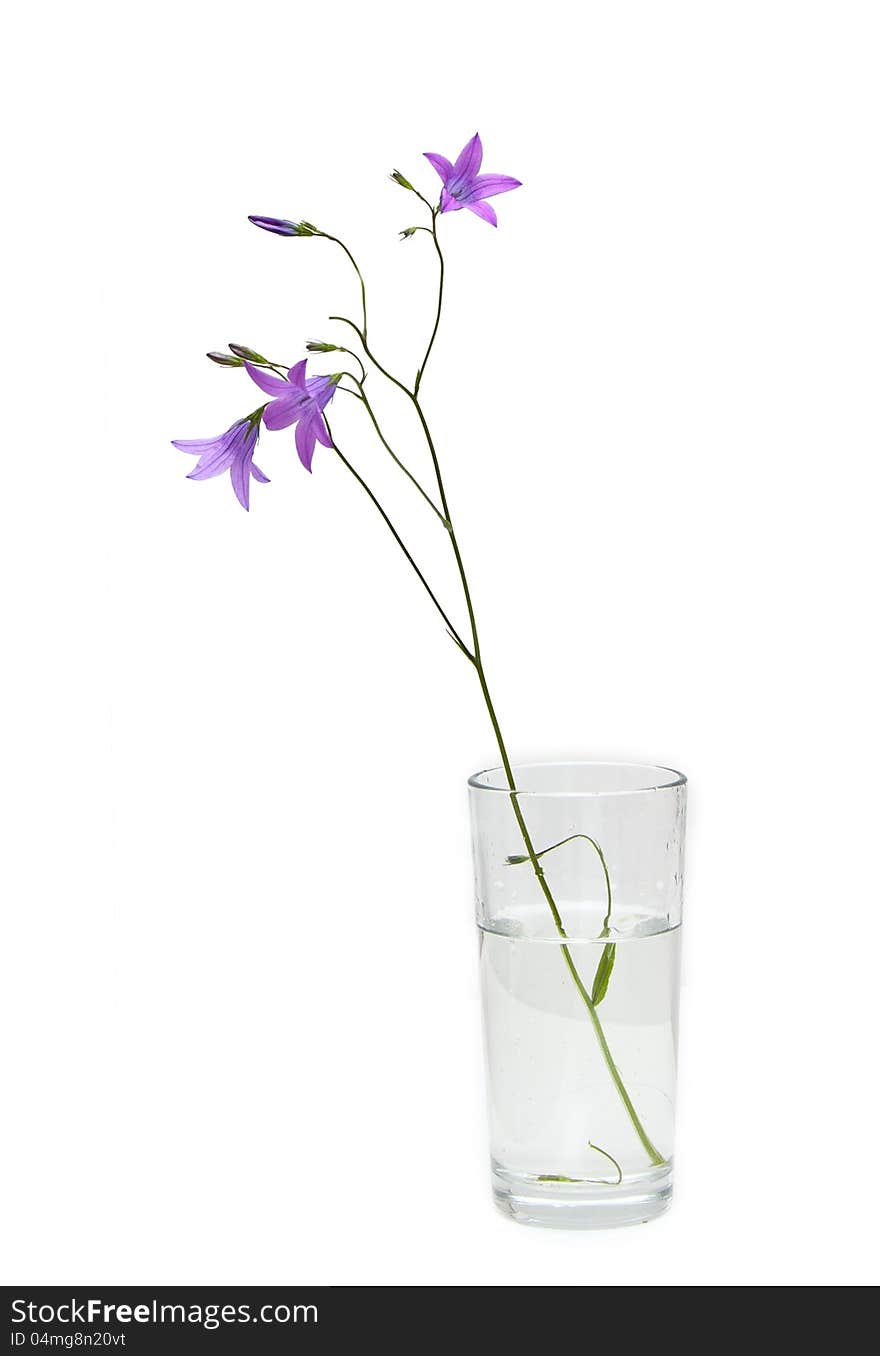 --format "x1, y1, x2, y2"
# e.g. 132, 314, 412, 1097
287, 359, 308, 390
244, 361, 290, 395
173, 435, 228, 456
251, 463, 270, 484
230, 448, 253, 510
295, 417, 317, 471
262, 395, 304, 431
450, 133, 483, 186
465, 200, 498, 227
423, 152, 453, 184
176, 425, 240, 477
308, 377, 336, 409
313, 414, 332, 448
186, 442, 236, 480
440, 187, 462, 213
172, 423, 240, 457
461, 173, 522, 202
